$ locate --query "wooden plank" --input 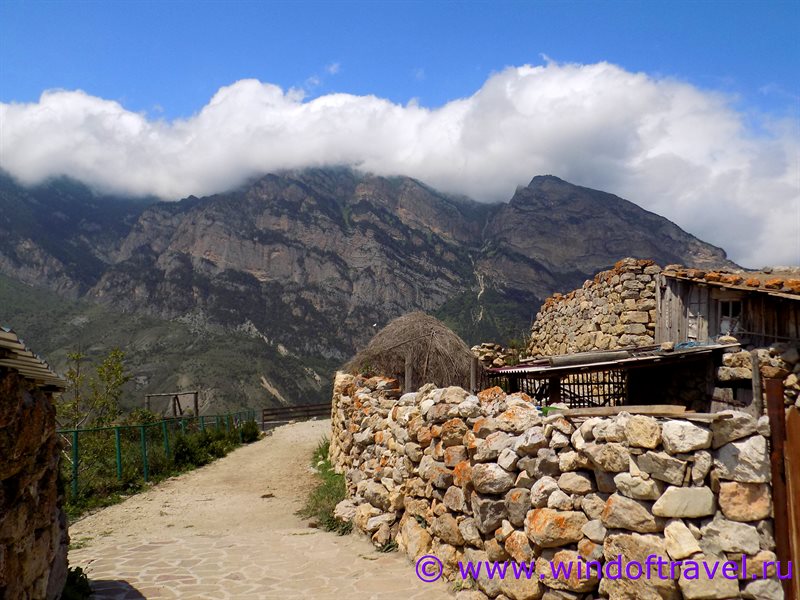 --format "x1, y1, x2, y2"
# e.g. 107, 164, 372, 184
560, 405, 687, 417
786, 406, 800, 600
